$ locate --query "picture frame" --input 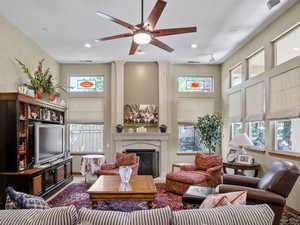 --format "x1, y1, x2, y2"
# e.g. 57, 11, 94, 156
237, 154, 255, 165
226, 149, 239, 163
